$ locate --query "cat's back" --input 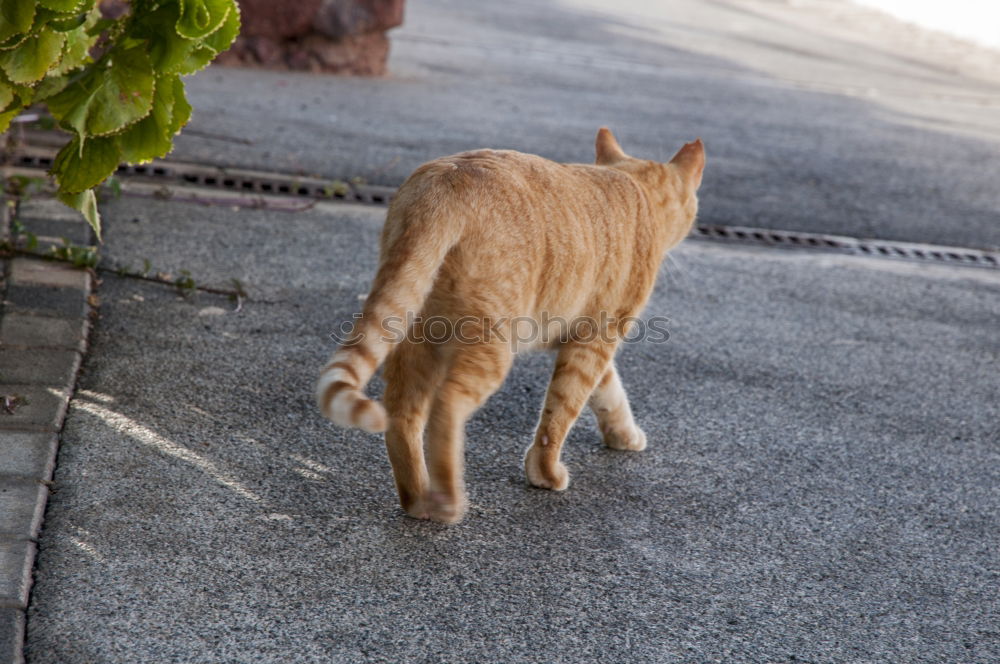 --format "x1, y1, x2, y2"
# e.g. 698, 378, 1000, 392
410, 148, 566, 191
382, 147, 651, 319
404, 148, 633, 199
